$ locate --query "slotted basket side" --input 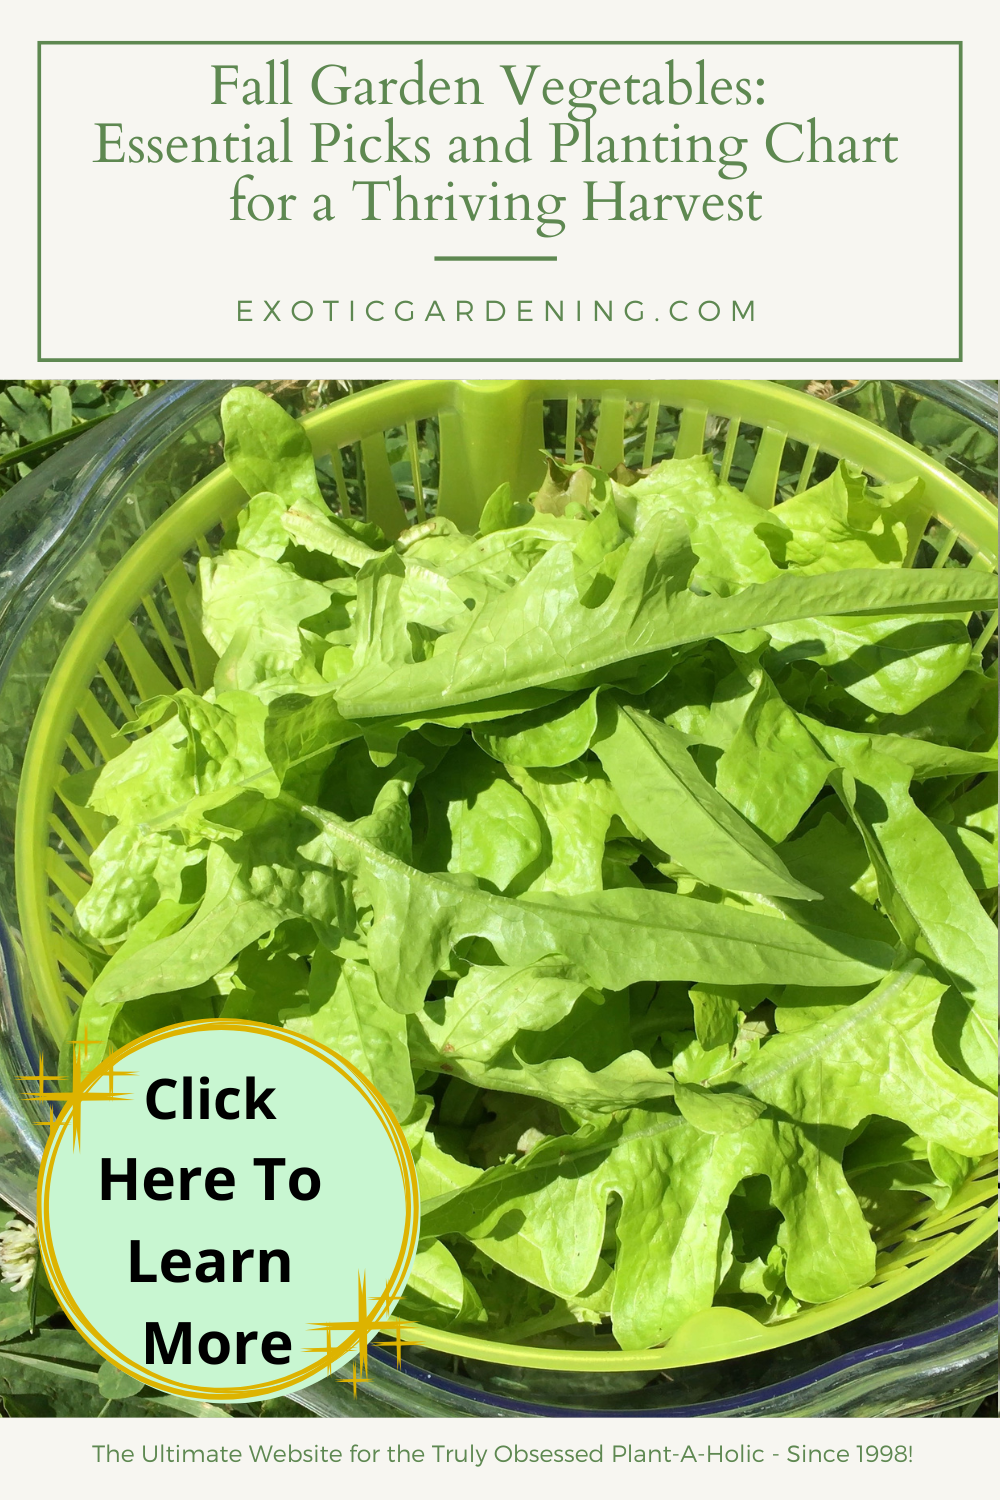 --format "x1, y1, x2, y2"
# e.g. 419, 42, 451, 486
14, 379, 997, 1371
301, 378, 999, 563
